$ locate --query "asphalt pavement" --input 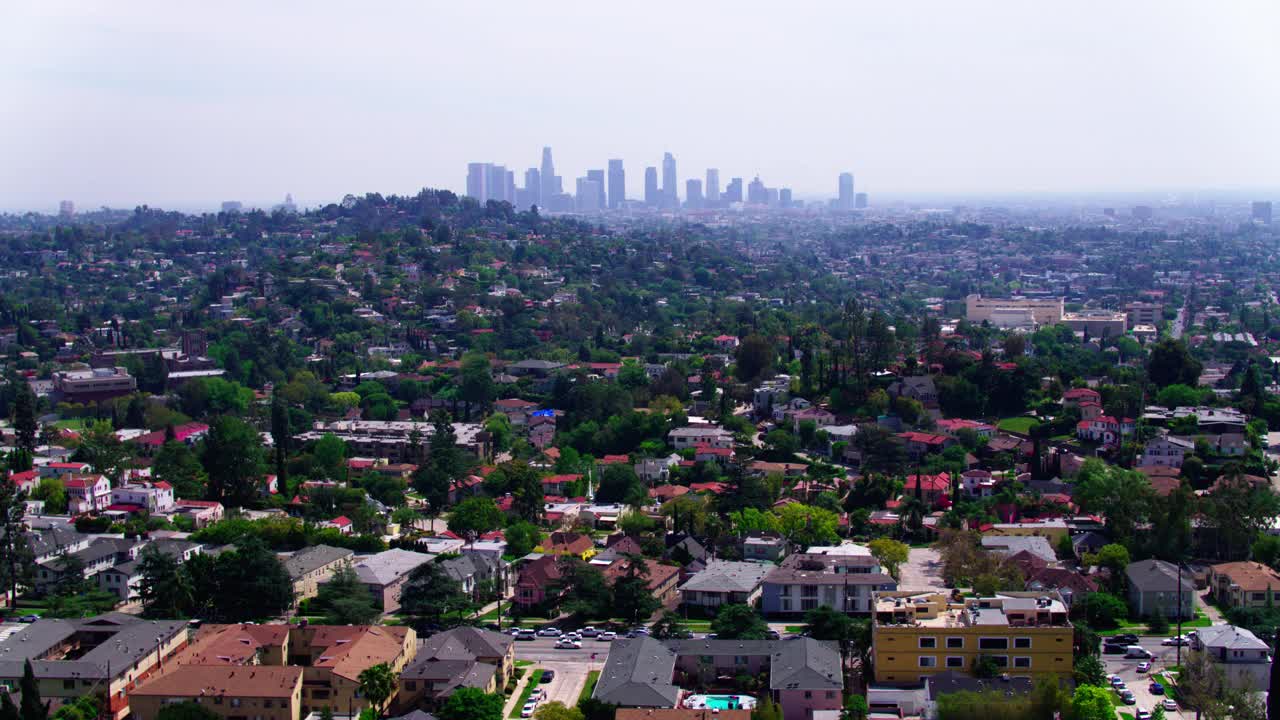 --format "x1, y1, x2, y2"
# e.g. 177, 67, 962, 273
513, 635, 615, 664
1101, 637, 1191, 719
